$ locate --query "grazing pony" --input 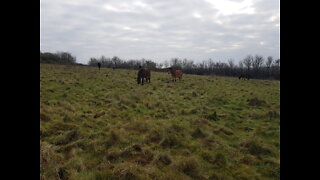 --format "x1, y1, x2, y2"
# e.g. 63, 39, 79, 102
97, 62, 101, 71
137, 67, 151, 85
239, 73, 250, 80
168, 68, 183, 82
